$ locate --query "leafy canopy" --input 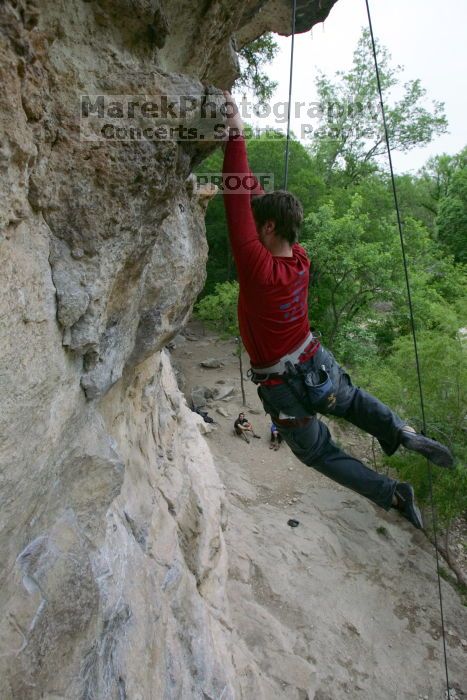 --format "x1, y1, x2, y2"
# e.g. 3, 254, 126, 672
360, 333, 467, 524
312, 28, 448, 183
195, 281, 239, 338
437, 159, 467, 263
235, 33, 279, 104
